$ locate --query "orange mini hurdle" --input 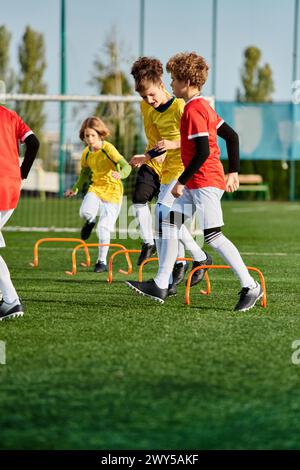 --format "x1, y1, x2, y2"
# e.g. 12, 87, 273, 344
138, 257, 210, 295
107, 249, 141, 284
30, 238, 89, 268
185, 265, 267, 307
65, 243, 132, 276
